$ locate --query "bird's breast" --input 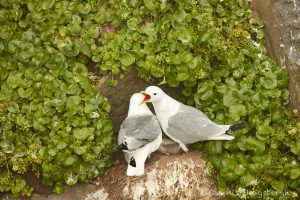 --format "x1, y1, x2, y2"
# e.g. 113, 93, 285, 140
157, 118, 168, 133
